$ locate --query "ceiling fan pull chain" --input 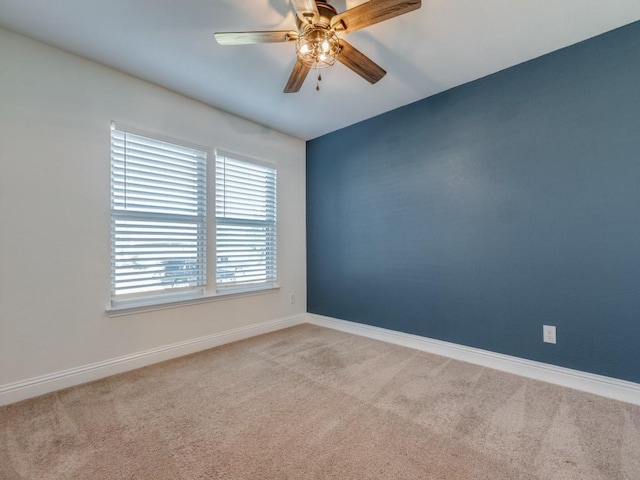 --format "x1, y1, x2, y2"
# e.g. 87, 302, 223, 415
316, 72, 322, 91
